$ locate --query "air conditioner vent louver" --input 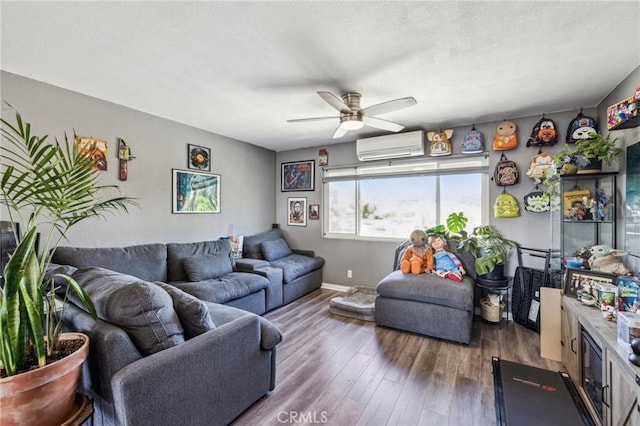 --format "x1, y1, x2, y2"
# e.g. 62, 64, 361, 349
356, 131, 425, 161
